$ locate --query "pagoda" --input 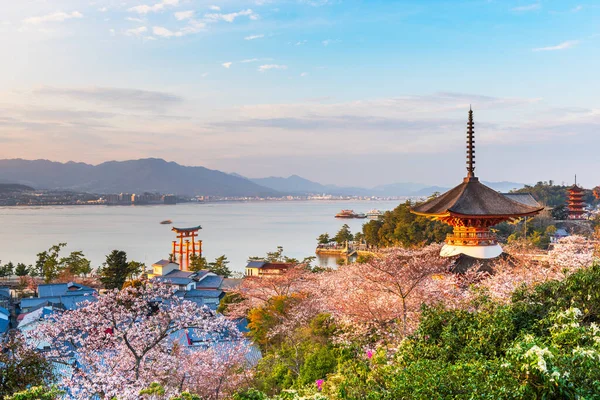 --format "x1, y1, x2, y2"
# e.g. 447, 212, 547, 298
567, 176, 586, 220
411, 108, 543, 259
171, 226, 202, 271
